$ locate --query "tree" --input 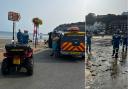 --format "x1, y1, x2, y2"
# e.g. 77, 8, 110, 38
32, 17, 42, 48
86, 13, 96, 25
